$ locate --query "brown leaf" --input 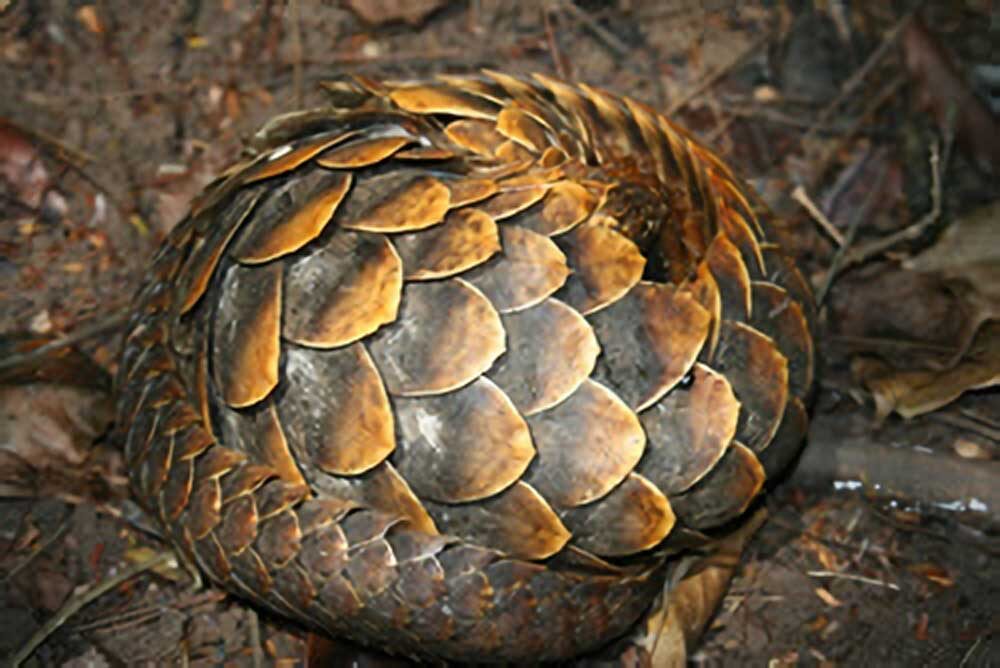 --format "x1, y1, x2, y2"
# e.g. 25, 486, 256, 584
344, 0, 445, 26
0, 119, 52, 210
813, 587, 843, 608
902, 16, 1000, 175
76, 5, 104, 33
853, 321, 1000, 420
0, 333, 119, 500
